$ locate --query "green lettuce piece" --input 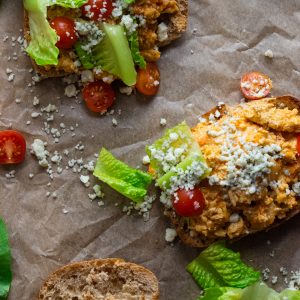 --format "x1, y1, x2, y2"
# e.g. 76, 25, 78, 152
200, 284, 300, 300
280, 289, 300, 300
146, 122, 211, 188
123, 0, 135, 3
199, 287, 242, 300
93, 23, 137, 86
24, 0, 87, 66
187, 242, 260, 289
50, 0, 87, 8
241, 282, 279, 300
128, 31, 146, 69
74, 42, 95, 69
0, 218, 12, 299
93, 148, 152, 202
